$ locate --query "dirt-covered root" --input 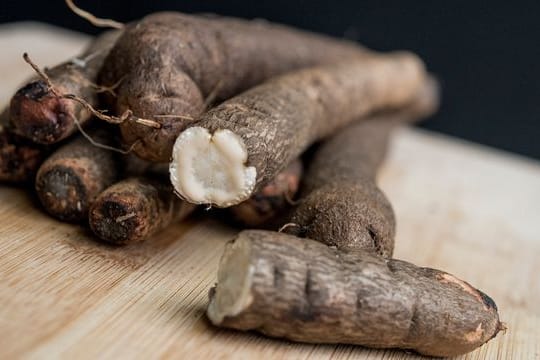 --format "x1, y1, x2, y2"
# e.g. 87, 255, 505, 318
289, 181, 396, 256
9, 30, 121, 144
170, 54, 427, 207
0, 128, 47, 183
284, 79, 440, 256
89, 177, 195, 244
207, 230, 504, 357
35, 129, 118, 222
229, 160, 302, 228
0, 108, 48, 183
99, 12, 372, 162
